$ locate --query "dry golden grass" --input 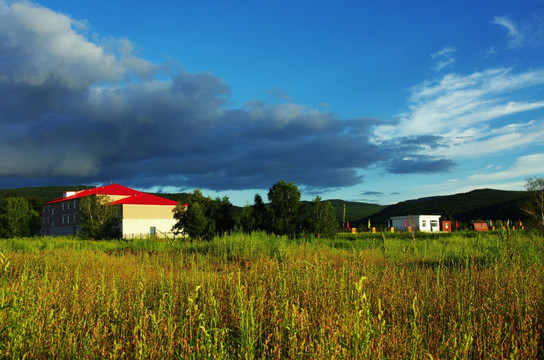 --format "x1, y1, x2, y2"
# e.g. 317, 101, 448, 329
0, 231, 542, 359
